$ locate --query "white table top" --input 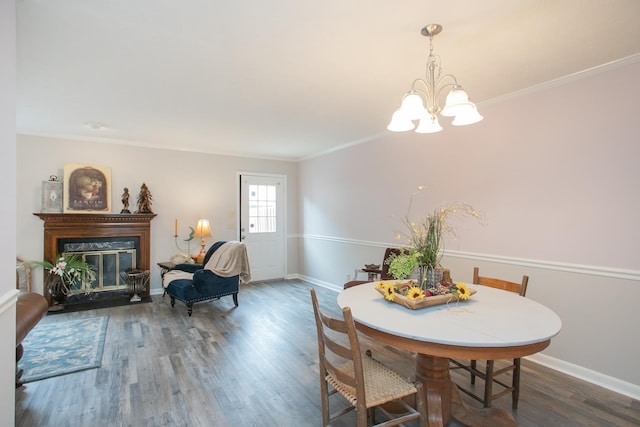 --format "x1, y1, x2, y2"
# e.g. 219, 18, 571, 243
337, 282, 562, 348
